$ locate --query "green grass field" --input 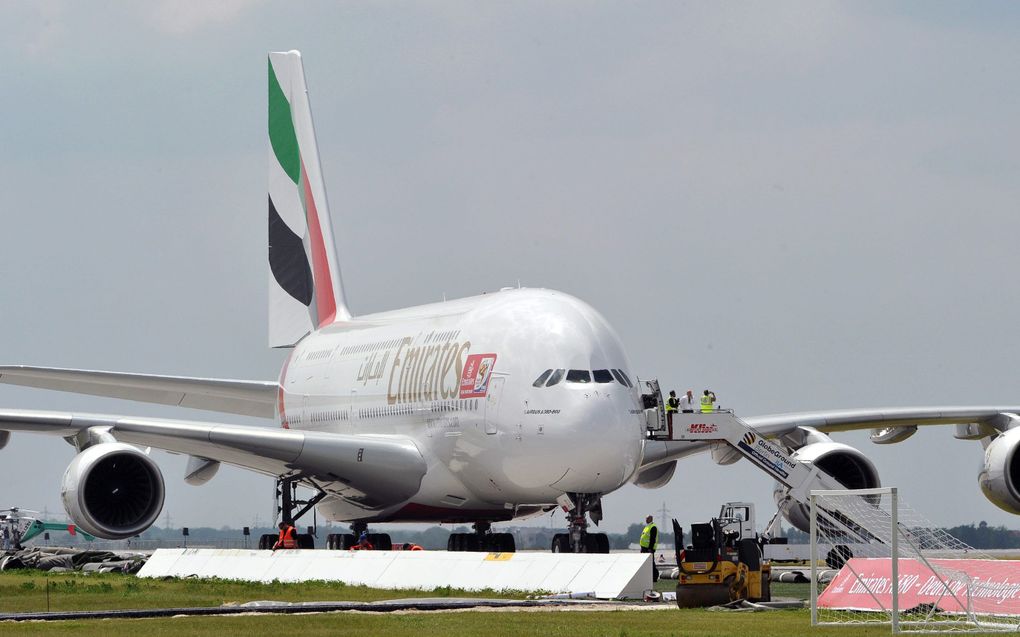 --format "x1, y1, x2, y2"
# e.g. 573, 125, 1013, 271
0, 570, 519, 613
0, 571, 892, 636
